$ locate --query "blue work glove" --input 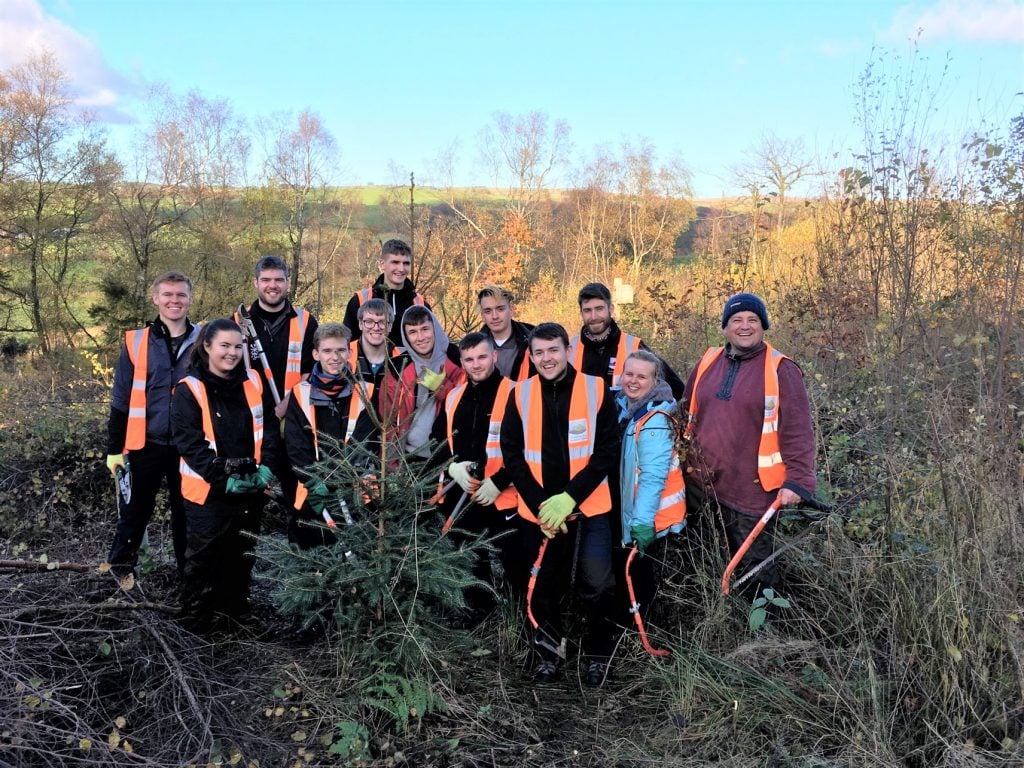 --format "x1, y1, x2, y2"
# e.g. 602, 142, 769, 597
630, 524, 656, 554
538, 492, 575, 538
226, 475, 259, 495
304, 479, 329, 514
